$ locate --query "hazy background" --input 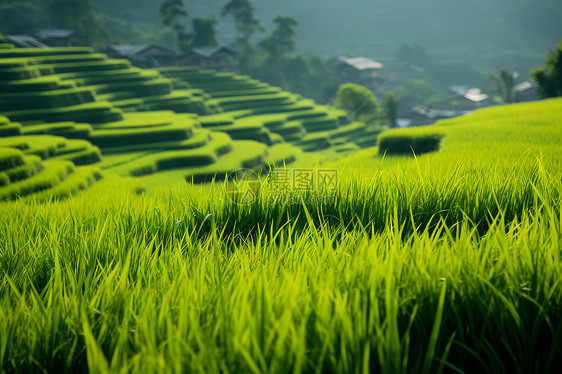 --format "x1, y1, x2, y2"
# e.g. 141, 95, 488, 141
91, 0, 562, 82
1, 0, 560, 107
